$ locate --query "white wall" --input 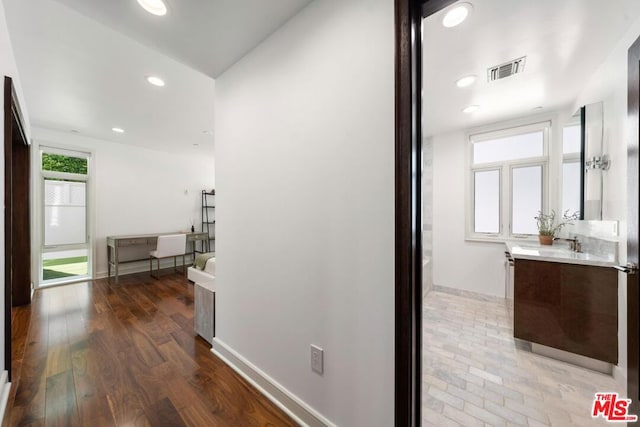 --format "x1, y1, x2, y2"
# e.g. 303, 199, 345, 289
0, 0, 30, 387
572, 15, 640, 393
213, 0, 394, 424
432, 130, 506, 297
31, 127, 215, 280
